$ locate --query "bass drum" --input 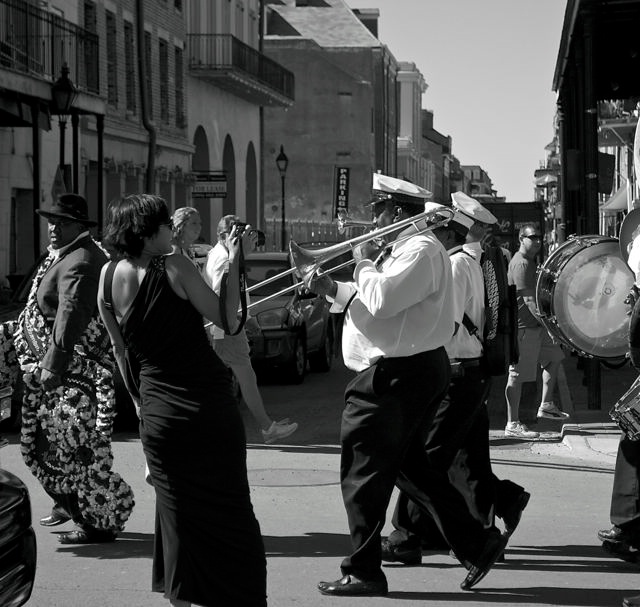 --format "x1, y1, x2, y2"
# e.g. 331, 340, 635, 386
536, 235, 634, 359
